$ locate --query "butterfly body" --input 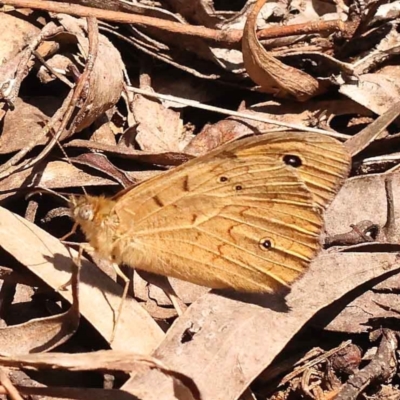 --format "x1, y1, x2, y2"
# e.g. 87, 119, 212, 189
71, 132, 350, 293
